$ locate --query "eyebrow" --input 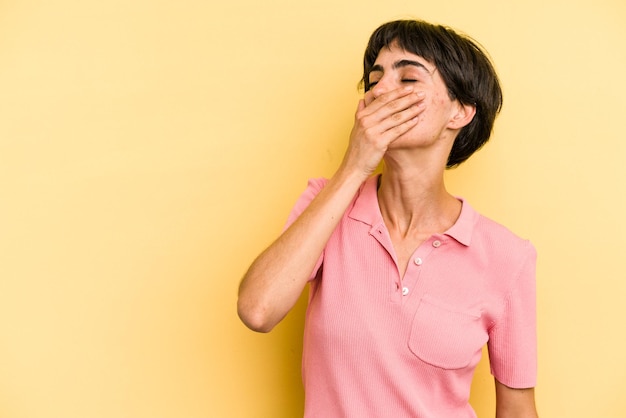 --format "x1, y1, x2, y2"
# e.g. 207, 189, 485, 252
369, 59, 431, 74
